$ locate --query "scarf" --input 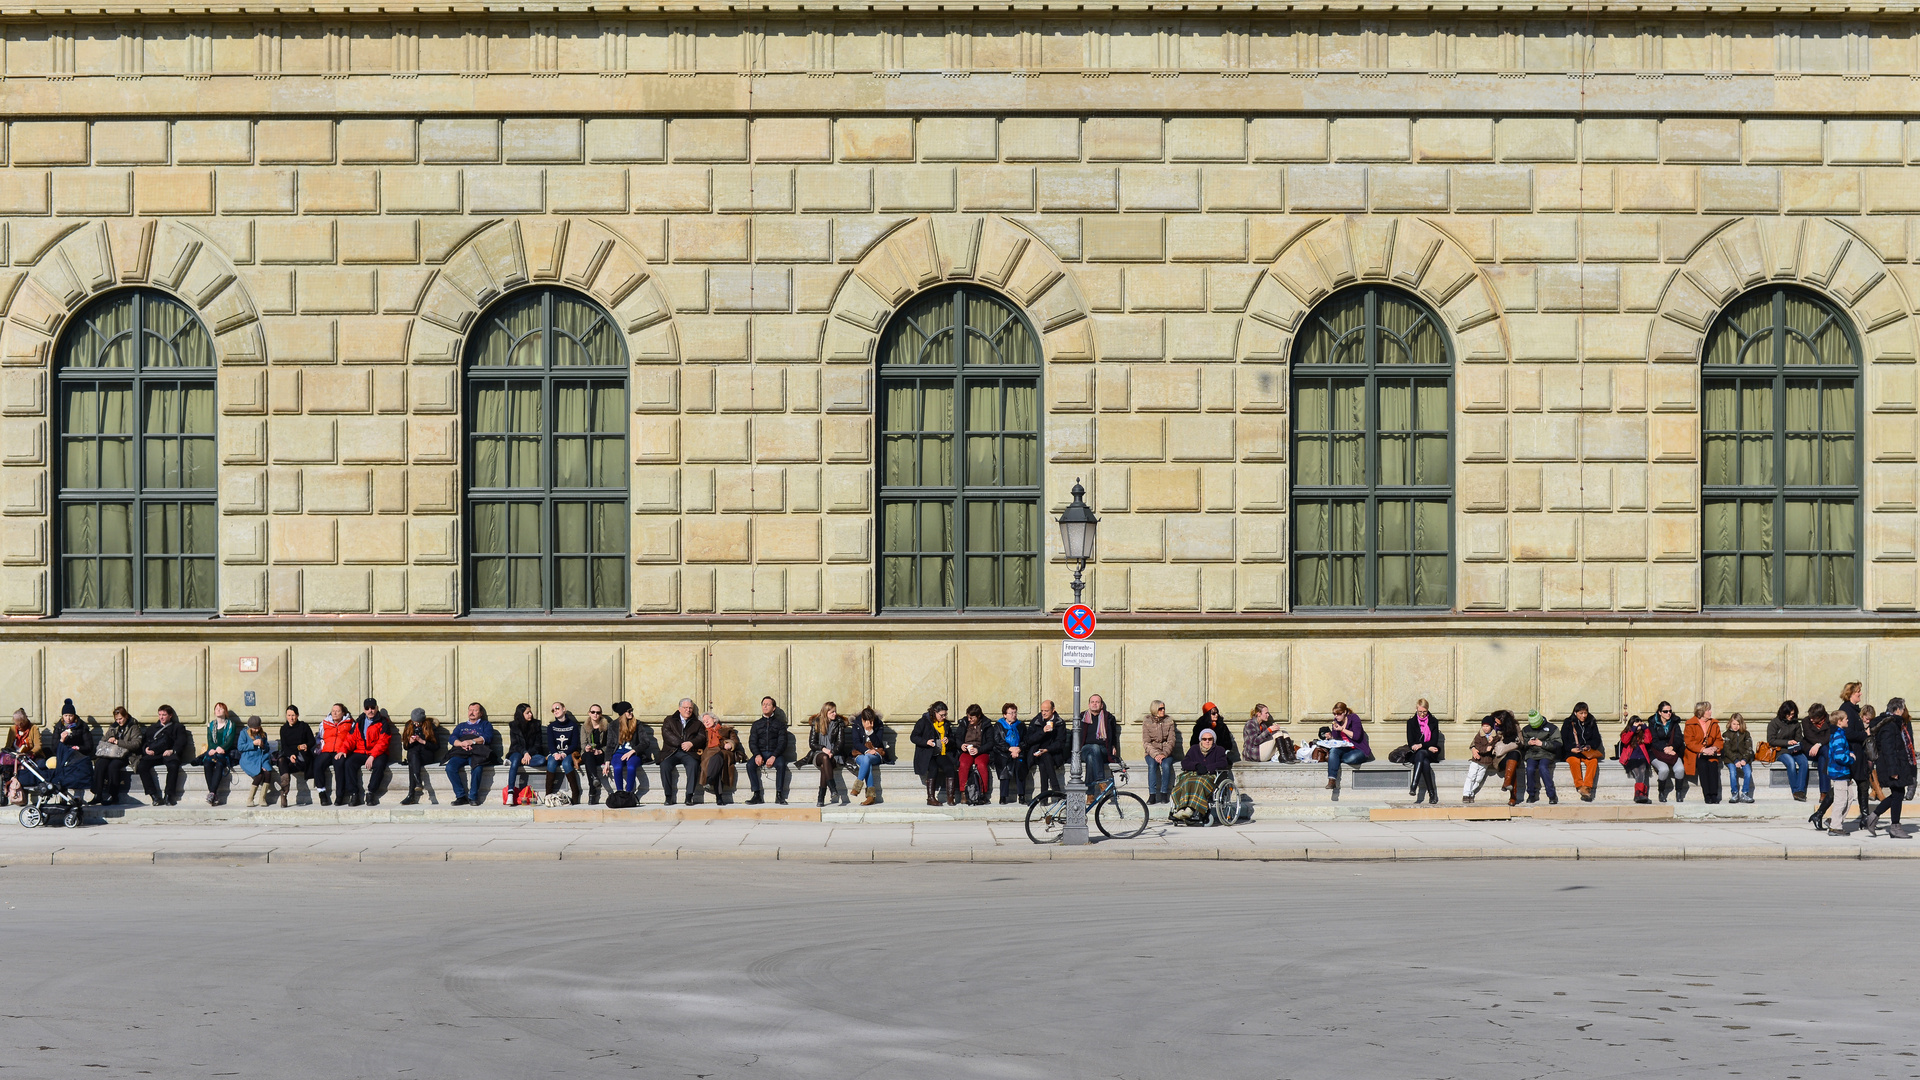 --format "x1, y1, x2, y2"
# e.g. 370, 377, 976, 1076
1416, 715, 1432, 742
996, 718, 1020, 746
932, 718, 949, 755
1086, 711, 1108, 741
